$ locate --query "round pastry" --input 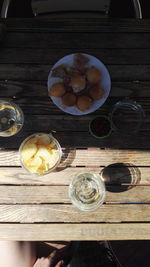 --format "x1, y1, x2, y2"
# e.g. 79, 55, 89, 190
86, 67, 102, 84
50, 82, 66, 97
69, 75, 86, 93
77, 95, 93, 111
89, 85, 104, 100
62, 93, 77, 106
